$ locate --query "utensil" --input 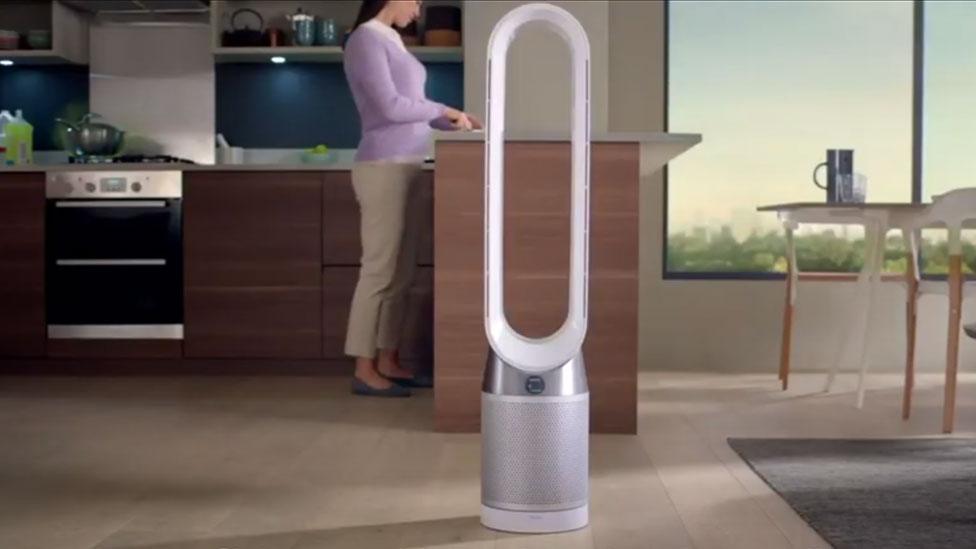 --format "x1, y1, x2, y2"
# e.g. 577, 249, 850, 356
223, 8, 266, 47
315, 18, 339, 46
813, 149, 854, 203
287, 8, 316, 47
56, 114, 125, 157
26, 30, 52, 50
